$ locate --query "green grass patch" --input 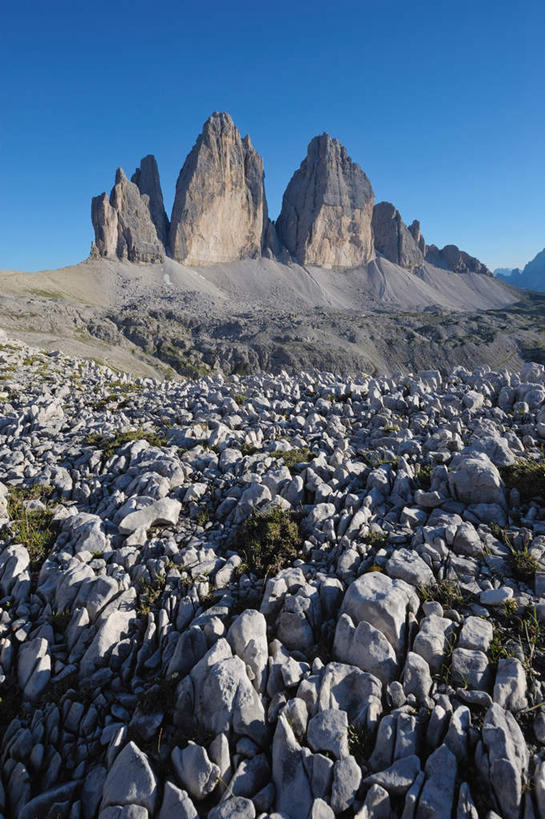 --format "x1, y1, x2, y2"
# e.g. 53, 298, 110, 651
417, 464, 433, 491
6, 484, 57, 572
489, 524, 541, 581
29, 288, 64, 300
